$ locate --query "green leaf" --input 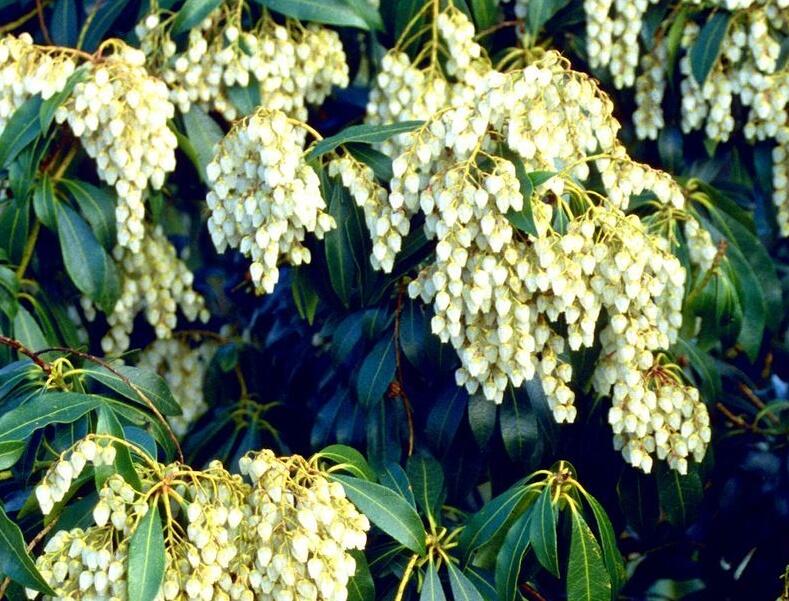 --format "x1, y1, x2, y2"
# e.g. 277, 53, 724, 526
61, 179, 117, 250
584, 494, 625, 595
500, 386, 539, 463
226, 83, 261, 117
347, 550, 375, 601
325, 179, 358, 307
316, 444, 376, 481
309, 121, 424, 159
355, 335, 396, 408
0, 440, 25, 470
469, 0, 498, 30
84, 365, 181, 417
378, 462, 417, 508
331, 474, 426, 554
80, 0, 131, 52
673, 337, 721, 402
291, 266, 320, 325
567, 508, 611, 601
616, 469, 659, 535
0, 96, 43, 168
459, 484, 529, 560
0, 265, 20, 319
420, 560, 447, 601
690, 11, 731, 85
50, 0, 78, 46
527, 0, 571, 36
254, 0, 373, 30
0, 197, 29, 264
665, 7, 689, 78
530, 485, 559, 577
346, 143, 393, 181
503, 151, 539, 237
33, 175, 57, 231
0, 505, 55, 594
12, 306, 48, 354
468, 393, 497, 448
95, 406, 143, 491
171, 0, 223, 34
181, 105, 224, 183
496, 509, 532, 601
340, 0, 384, 30
0, 392, 103, 442
656, 462, 702, 527
56, 203, 120, 313
406, 454, 445, 525
127, 504, 165, 601
447, 561, 485, 601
